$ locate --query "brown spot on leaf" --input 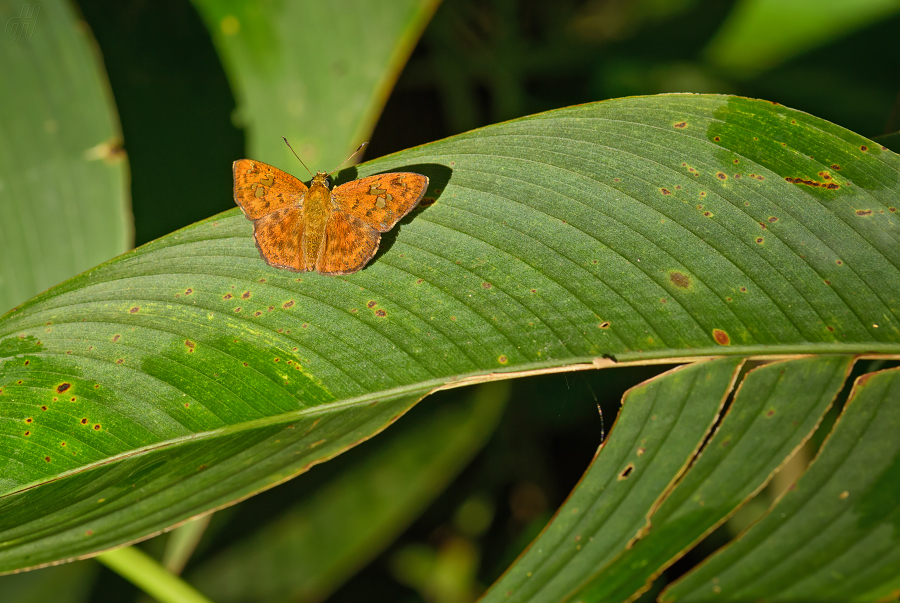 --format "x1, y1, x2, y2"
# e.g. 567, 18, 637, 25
25, 417, 33, 423
223, 293, 233, 300
241, 291, 251, 299
283, 300, 295, 309
669, 271, 691, 288
129, 307, 139, 314
81, 418, 88, 425
112, 334, 121, 343
785, 176, 840, 189
185, 288, 193, 295
498, 355, 508, 364
57, 383, 71, 393
860, 145, 868, 152
185, 340, 195, 352
598, 321, 611, 329
367, 300, 377, 308
482, 282, 492, 289
712, 329, 731, 346
855, 209, 873, 216
661, 188, 671, 195
716, 172, 727, 180
93, 424, 101, 430
674, 121, 687, 128
756, 237, 764, 244
375, 309, 387, 317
